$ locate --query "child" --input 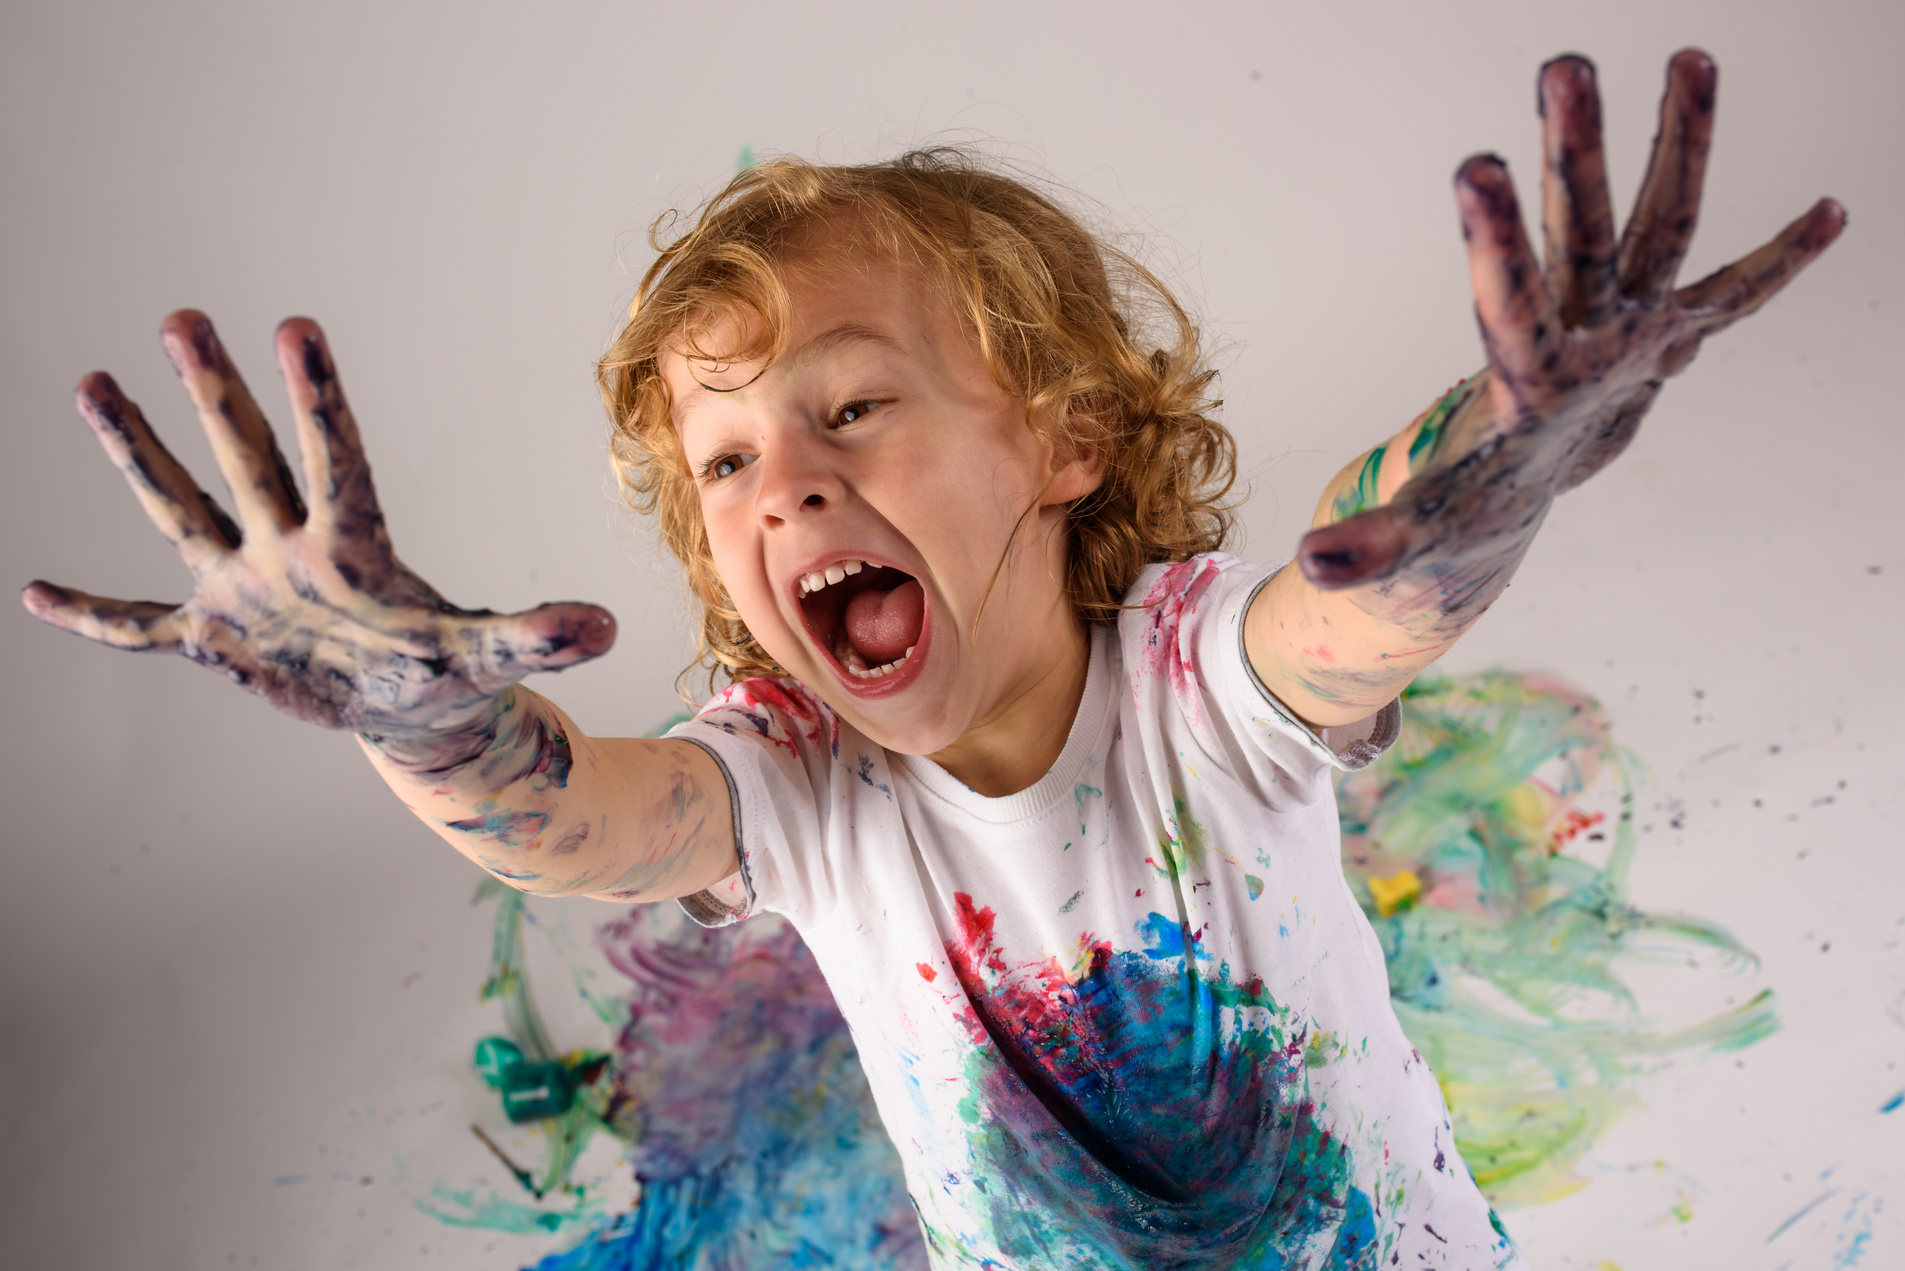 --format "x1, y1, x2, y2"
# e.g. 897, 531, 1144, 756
24, 50, 1840, 1269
